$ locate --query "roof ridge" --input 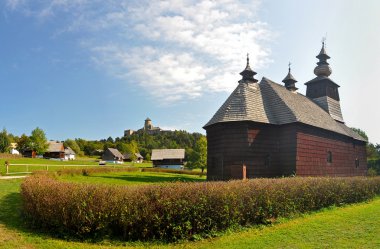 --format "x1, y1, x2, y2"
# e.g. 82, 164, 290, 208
260, 78, 298, 124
